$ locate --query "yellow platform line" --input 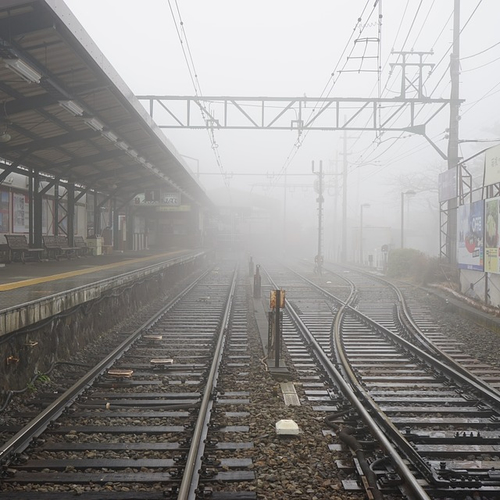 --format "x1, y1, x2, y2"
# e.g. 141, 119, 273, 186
0, 252, 180, 292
